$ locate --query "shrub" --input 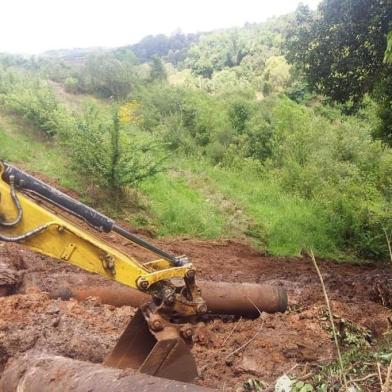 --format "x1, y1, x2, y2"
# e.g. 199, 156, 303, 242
1, 71, 74, 137
228, 99, 253, 133
64, 76, 80, 94
81, 53, 135, 98
132, 84, 230, 155
266, 97, 392, 258
68, 104, 166, 192
206, 141, 226, 164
